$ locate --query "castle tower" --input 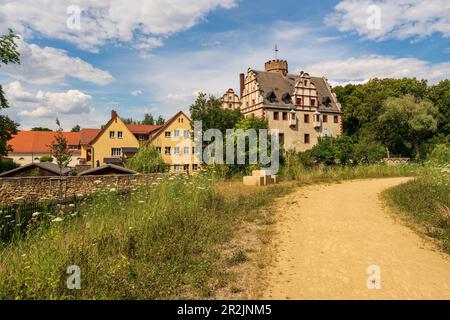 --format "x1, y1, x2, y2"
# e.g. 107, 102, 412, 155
264, 59, 288, 76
